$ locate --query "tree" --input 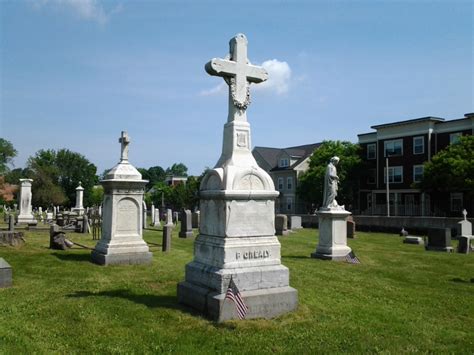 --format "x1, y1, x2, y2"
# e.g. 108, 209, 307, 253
166, 163, 188, 177
138, 166, 166, 189
419, 135, 474, 197
27, 149, 98, 207
297, 141, 362, 210
0, 138, 17, 174
89, 185, 104, 206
